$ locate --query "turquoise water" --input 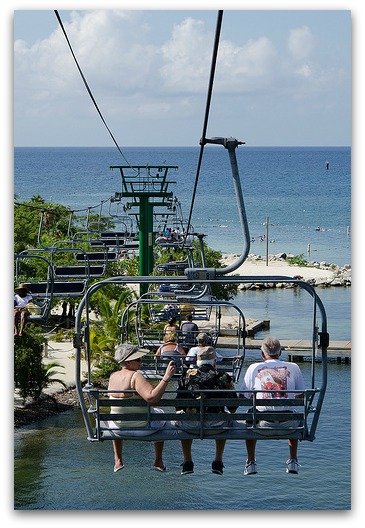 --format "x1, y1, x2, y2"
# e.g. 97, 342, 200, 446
14, 146, 351, 266
13, 146, 352, 511
14, 361, 350, 510
234, 287, 351, 341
